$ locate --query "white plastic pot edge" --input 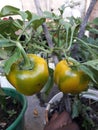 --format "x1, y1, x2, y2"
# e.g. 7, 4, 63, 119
0, 75, 15, 89
46, 89, 98, 111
